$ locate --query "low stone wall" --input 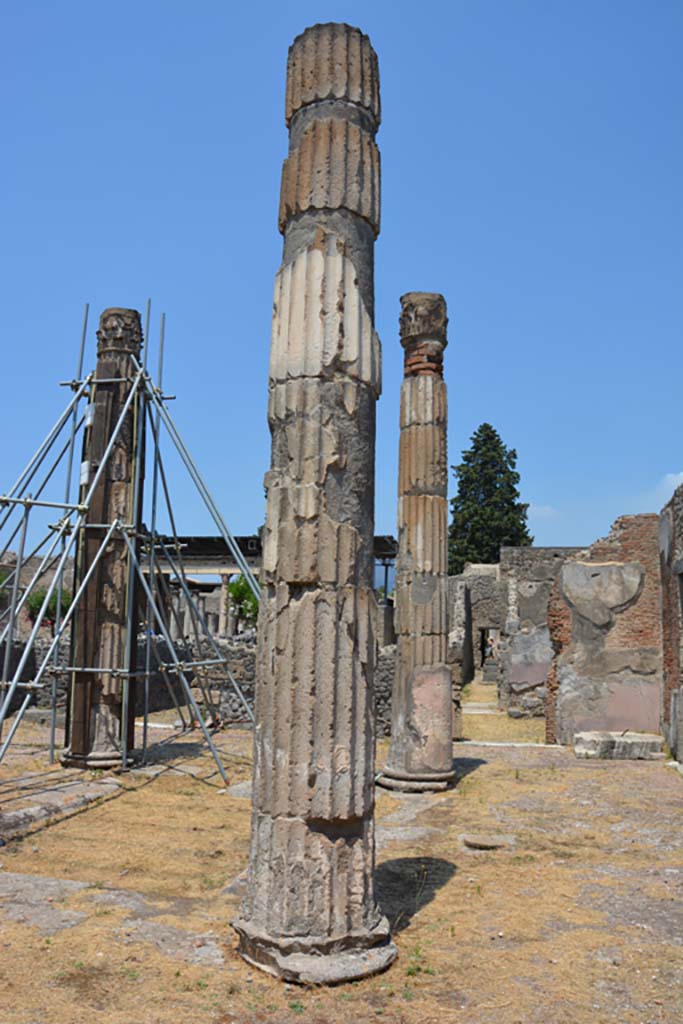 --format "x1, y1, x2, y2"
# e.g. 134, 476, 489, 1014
447, 578, 473, 689
7, 630, 465, 743
0, 642, 37, 712
217, 638, 257, 722
375, 644, 395, 736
